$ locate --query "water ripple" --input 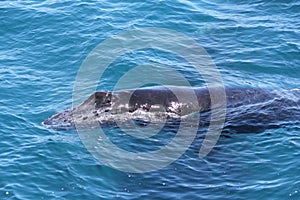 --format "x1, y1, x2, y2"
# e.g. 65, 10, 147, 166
1, 0, 300, 199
